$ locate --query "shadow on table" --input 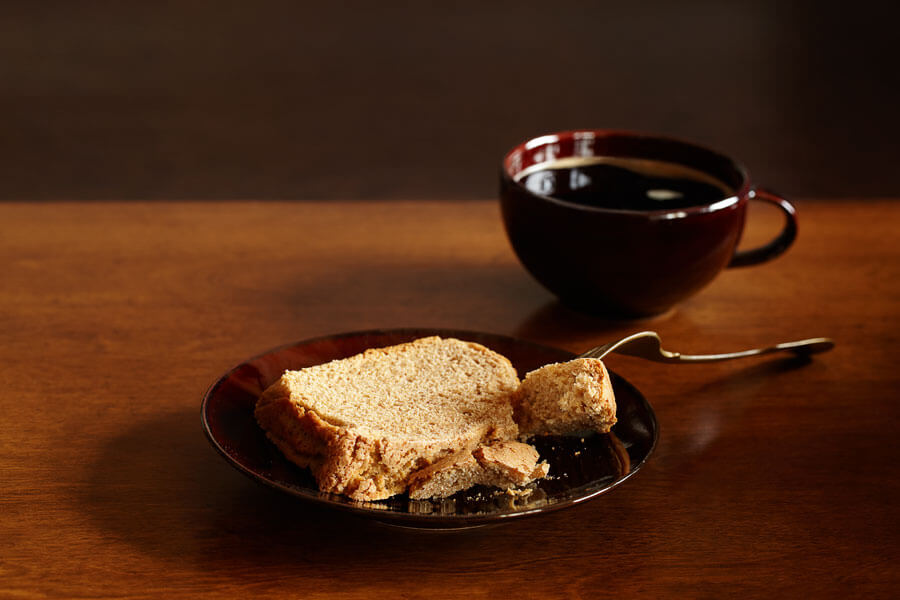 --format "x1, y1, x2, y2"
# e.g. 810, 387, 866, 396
280, 260, 546, 331
685, 353, 817, 397
76, 408, 650, 584
512, 299, 678, 349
